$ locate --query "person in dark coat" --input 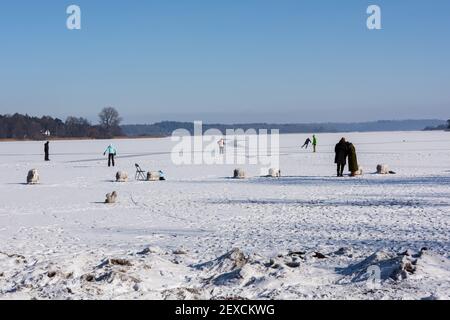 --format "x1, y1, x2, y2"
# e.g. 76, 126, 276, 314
44, 141, 50, 161
335, 138, 348, 177
301, 138, 312, 149
346, 142, 359, 177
